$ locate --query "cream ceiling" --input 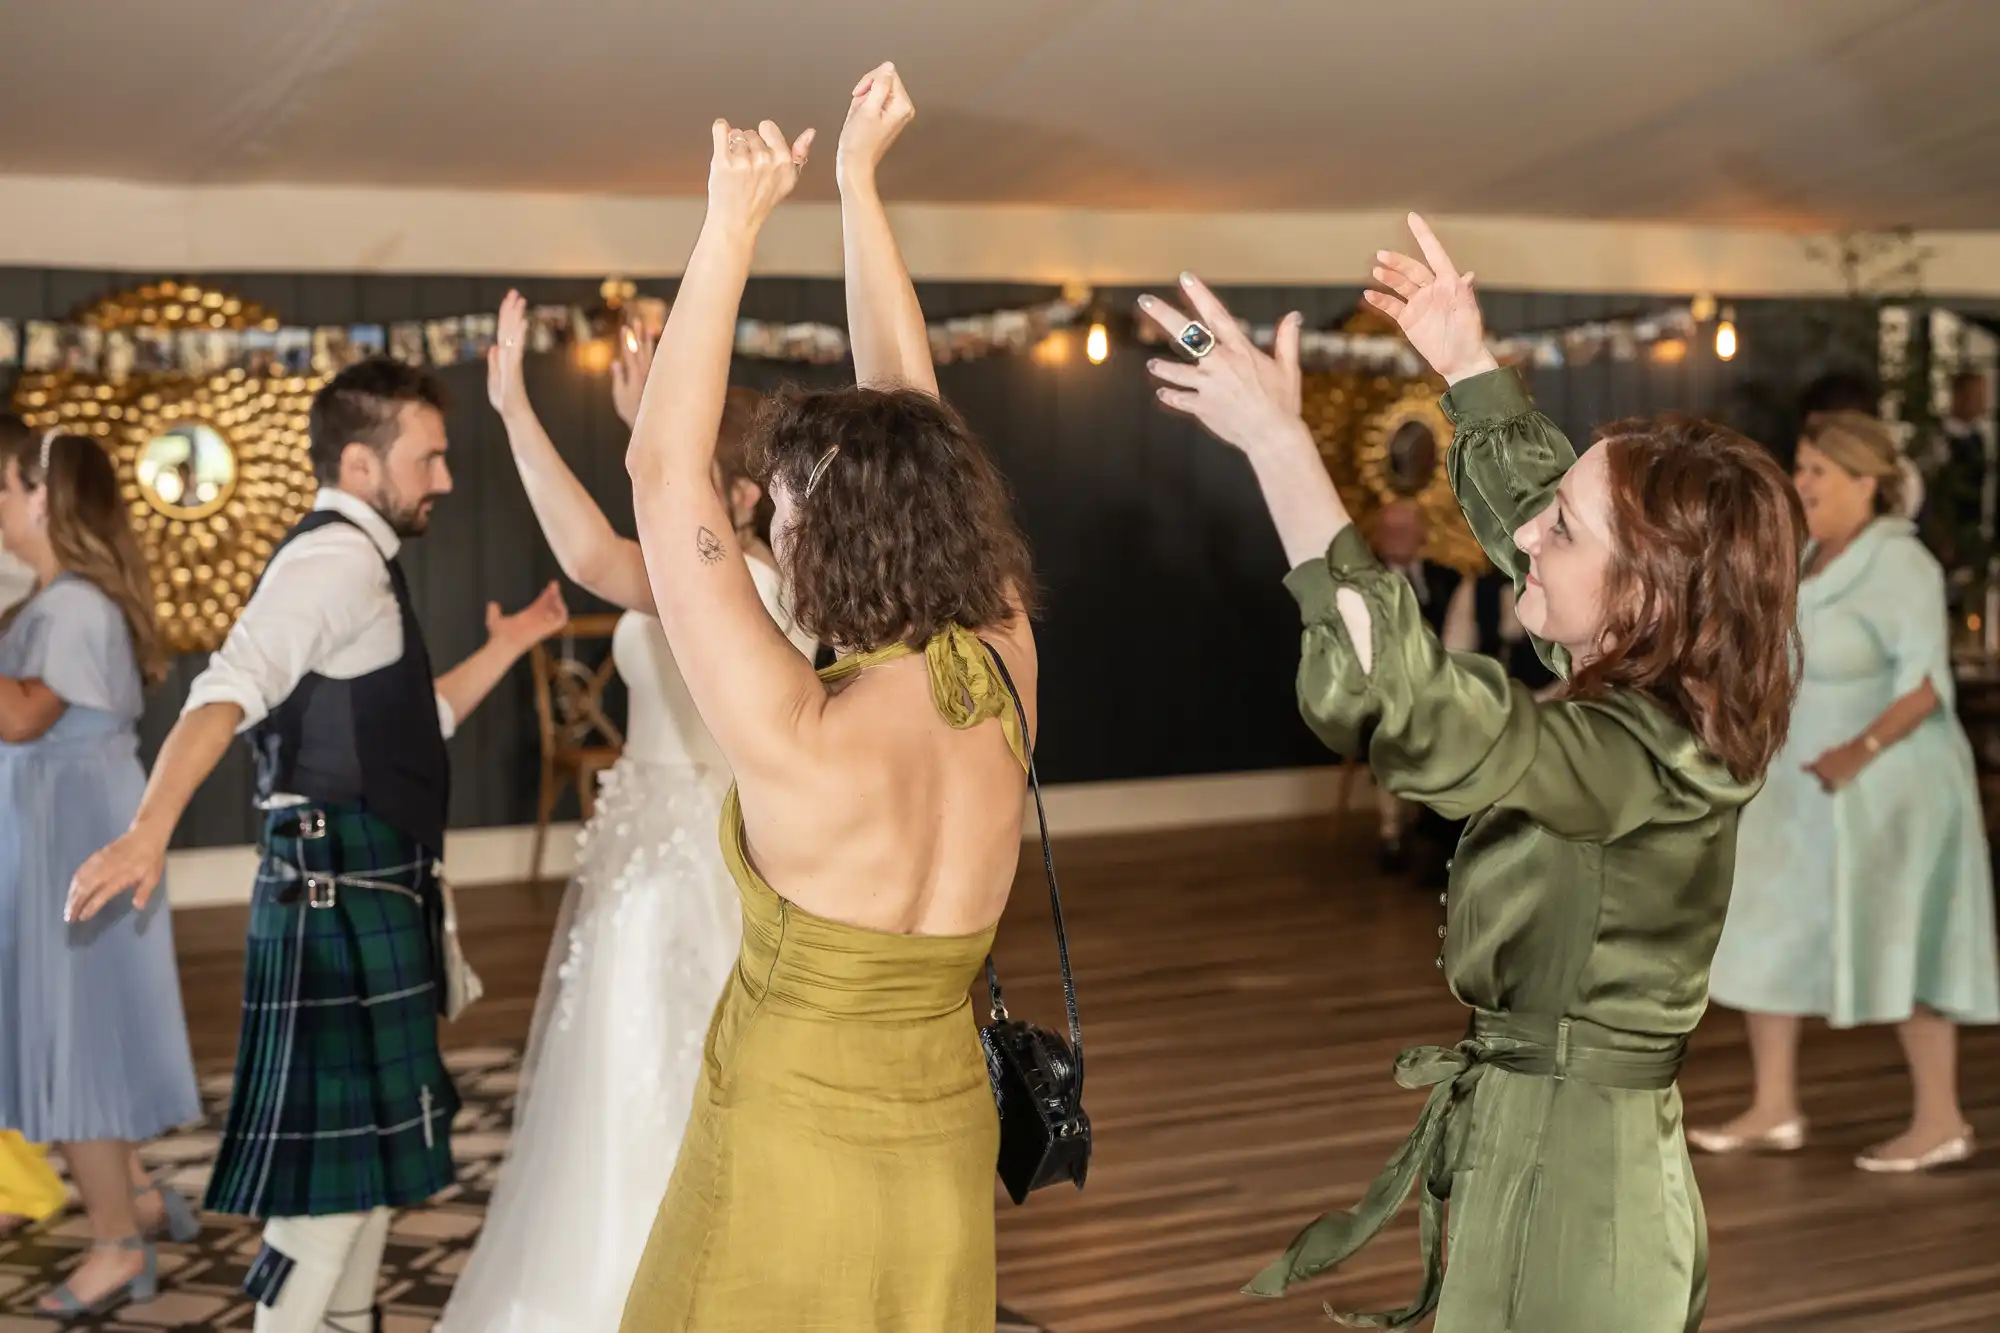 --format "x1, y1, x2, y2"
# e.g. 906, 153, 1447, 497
2, 0, 1996, 229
